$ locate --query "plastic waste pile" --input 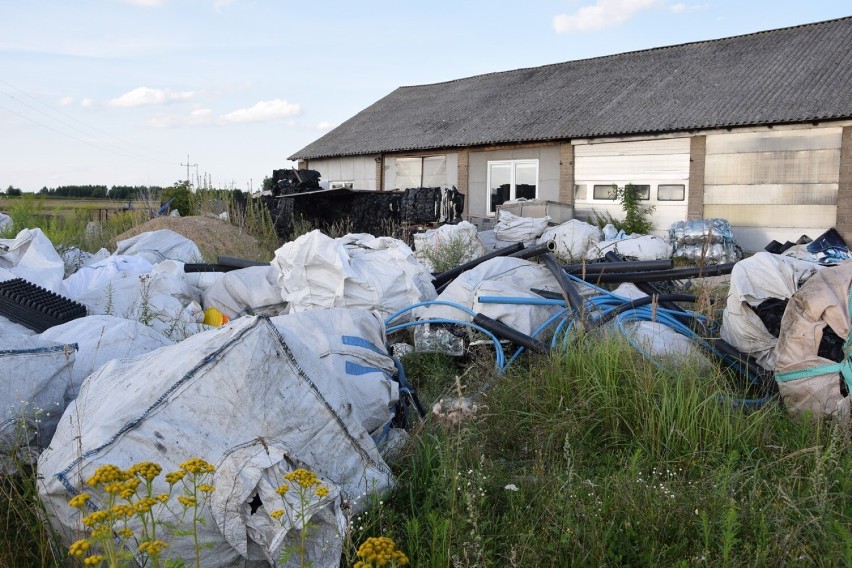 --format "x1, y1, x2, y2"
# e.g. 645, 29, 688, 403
1, 209, 849, 566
